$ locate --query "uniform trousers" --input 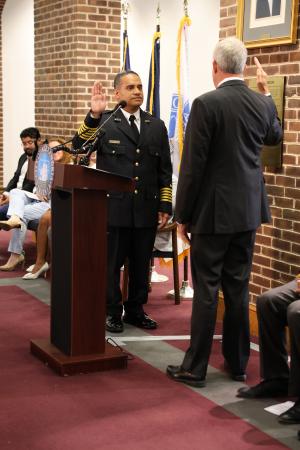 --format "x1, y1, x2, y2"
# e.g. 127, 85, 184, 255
107, 226, 157, 318
7, 189, 50, 255
182, 230, 256, 379
257, 280, 300, 396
